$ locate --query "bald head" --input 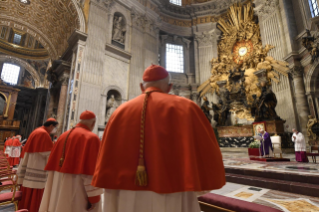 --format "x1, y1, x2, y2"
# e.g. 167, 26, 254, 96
140, 75, 172, 93
292, 128, 298, 134
79, 118, 96, 131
